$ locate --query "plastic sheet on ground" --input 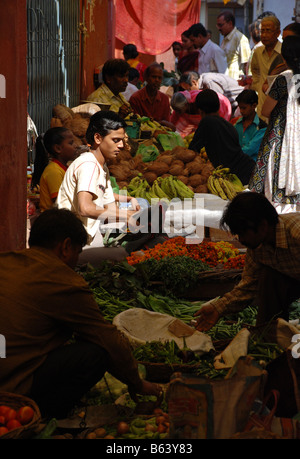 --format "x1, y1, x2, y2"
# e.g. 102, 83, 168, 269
164, 193, 228, 239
